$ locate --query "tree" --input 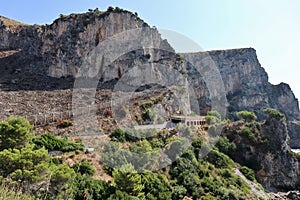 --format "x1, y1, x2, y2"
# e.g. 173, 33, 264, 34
112, 164, 144, 197
72, 159, 95, 176
110, 128, 126, 142
141, 171, 172, 199
0, 117, 33, 150
207, 110, 221, 120
33, 132, 84, 152
216, 136, 236, 155
0, 144, 50, 194
107, 6, 114, 12
263, 108, 285, 120
237, 111, 257, 122
73, 175, 114, 200
49, 164, 76, 197
205, 110, 221, 124
239, 166, 256, 182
